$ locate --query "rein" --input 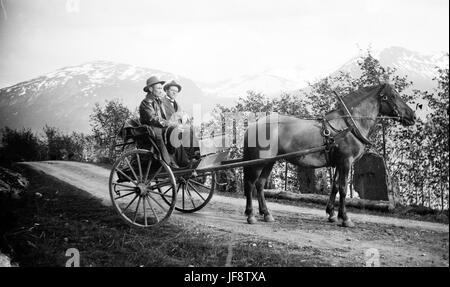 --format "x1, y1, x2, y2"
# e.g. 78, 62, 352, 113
274, 85, 404, 148
325, 87, 404, 146
332, 91, 373, 146
280, 114, 401, 121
